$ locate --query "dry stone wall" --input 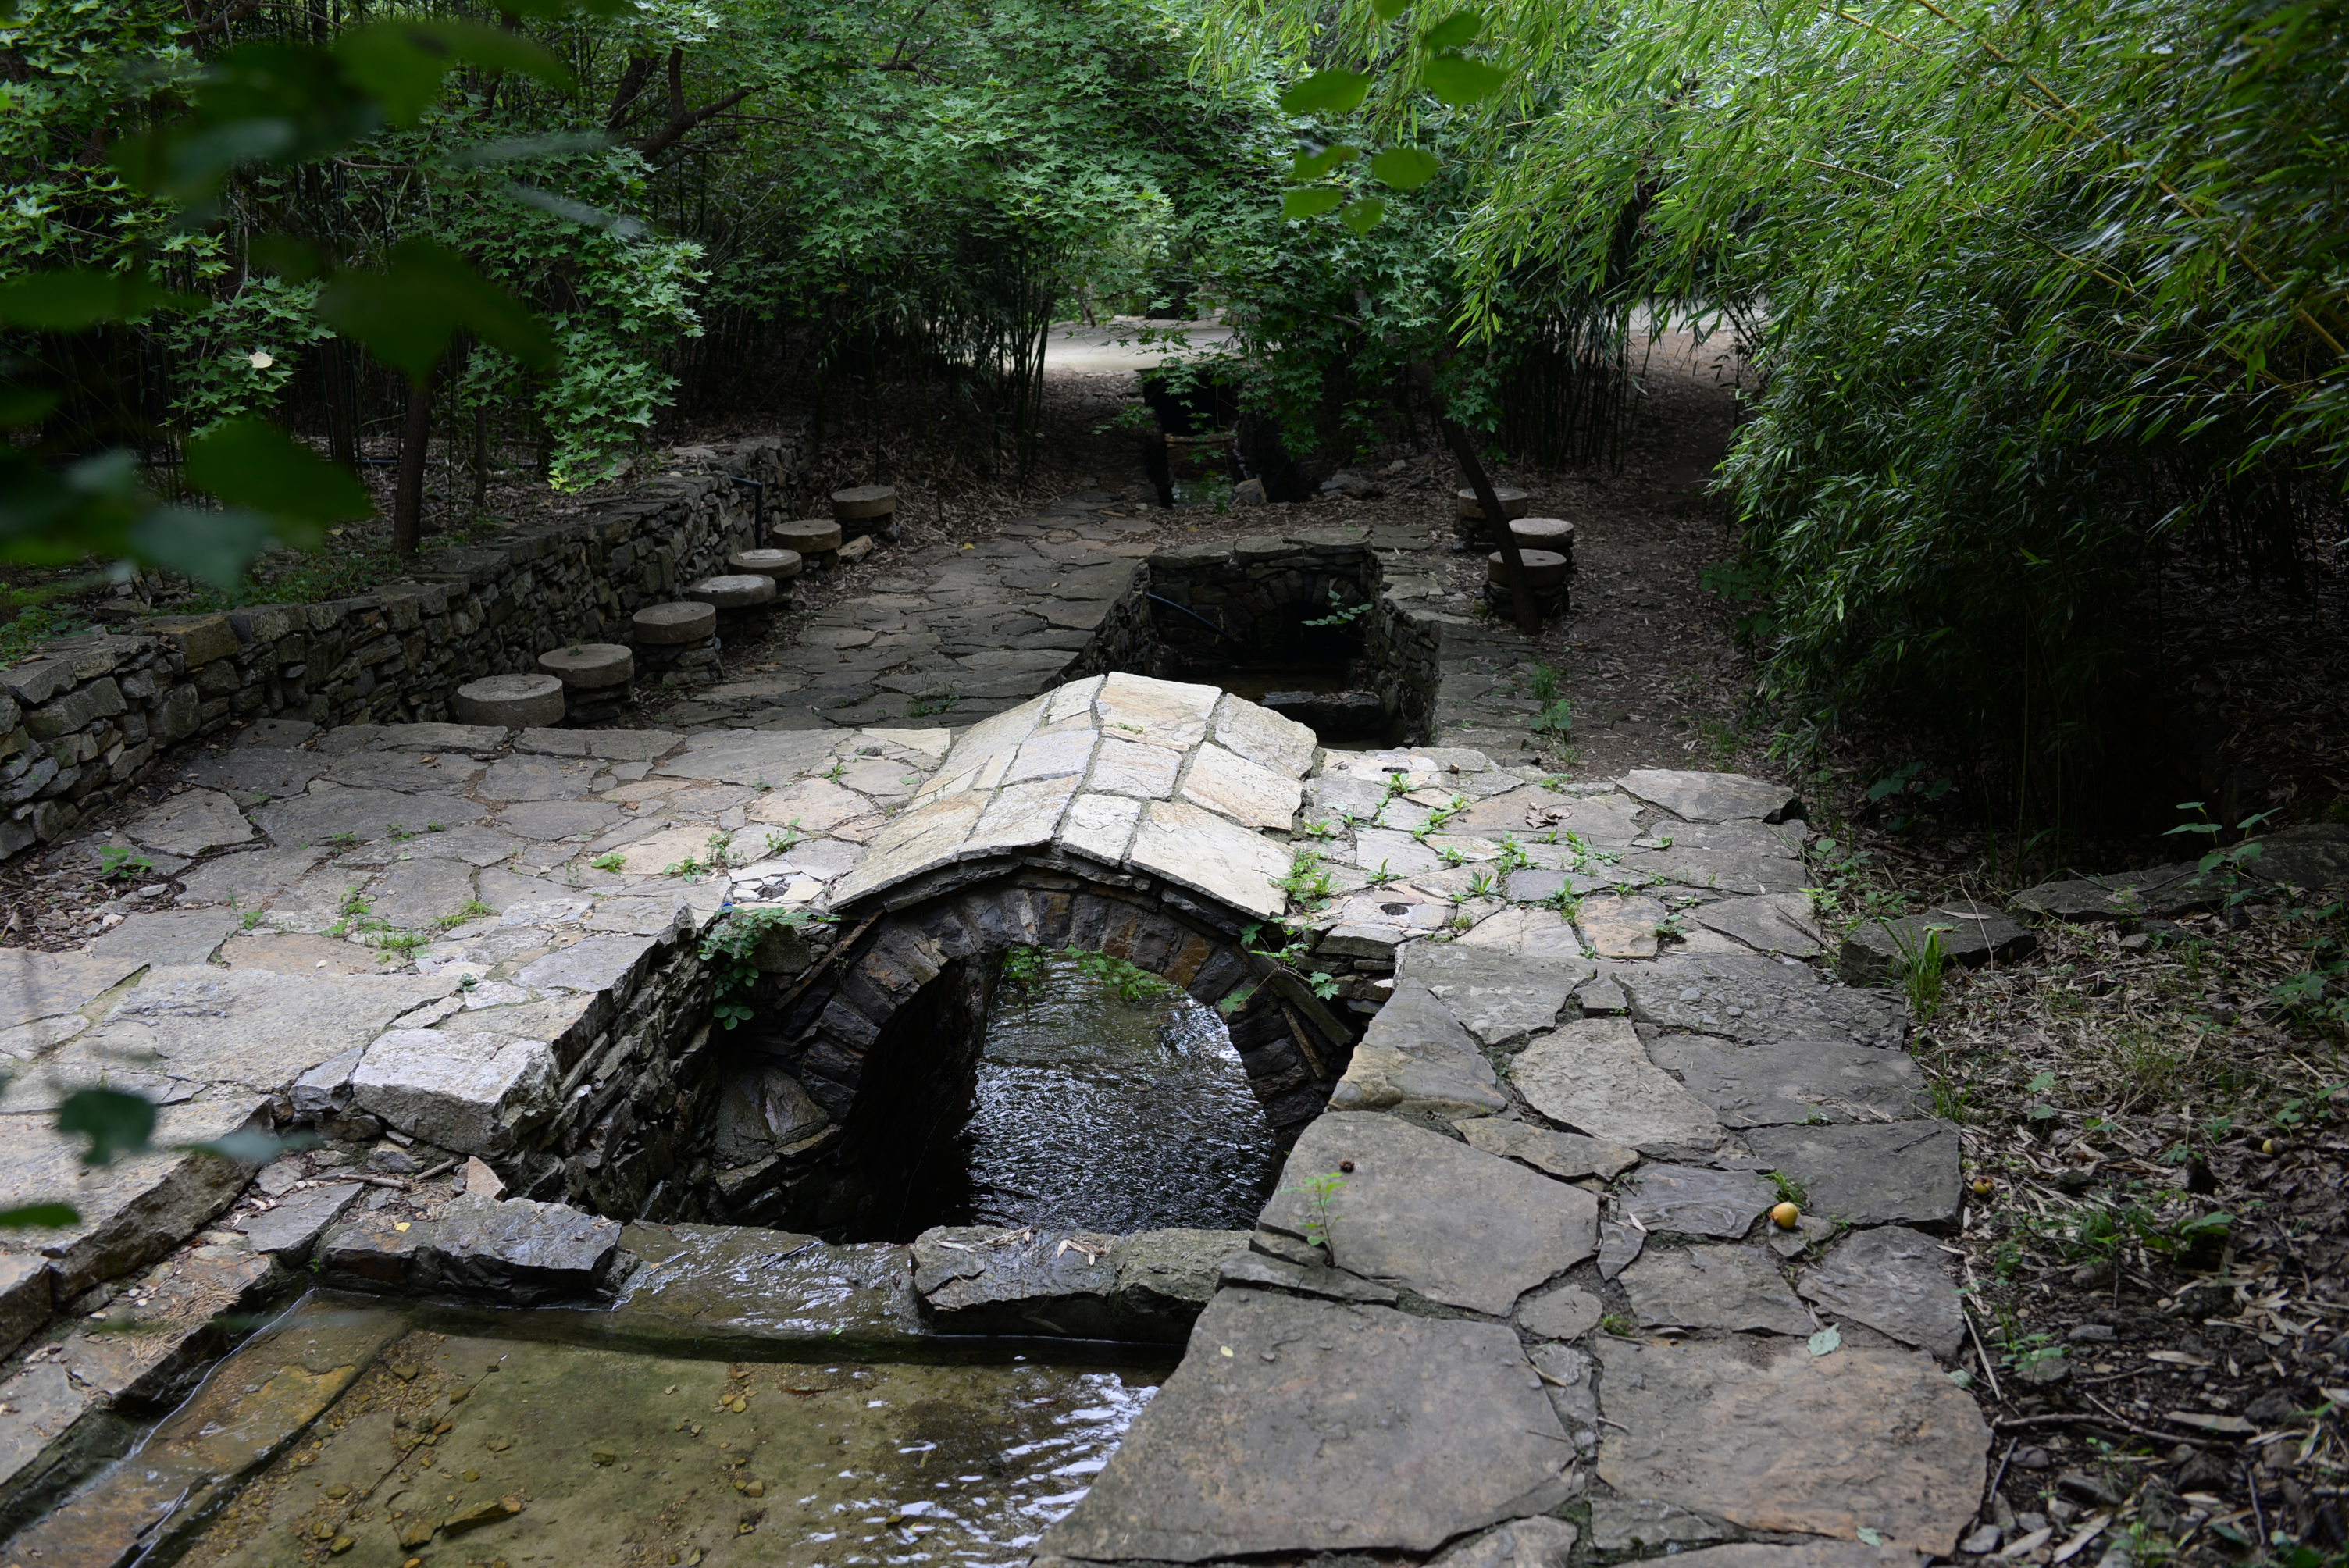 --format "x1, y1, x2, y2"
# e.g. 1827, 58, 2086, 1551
0, 435, 802, 863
